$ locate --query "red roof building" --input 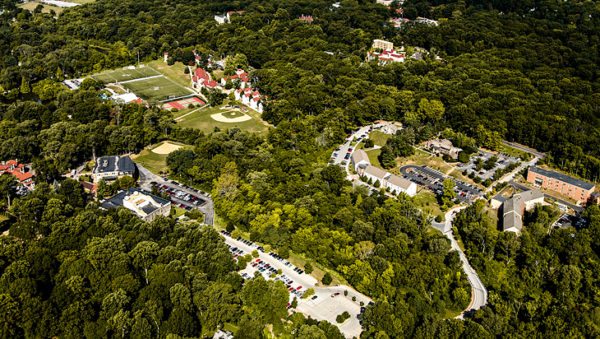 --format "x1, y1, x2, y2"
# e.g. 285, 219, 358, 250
0, 160, 35, 189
